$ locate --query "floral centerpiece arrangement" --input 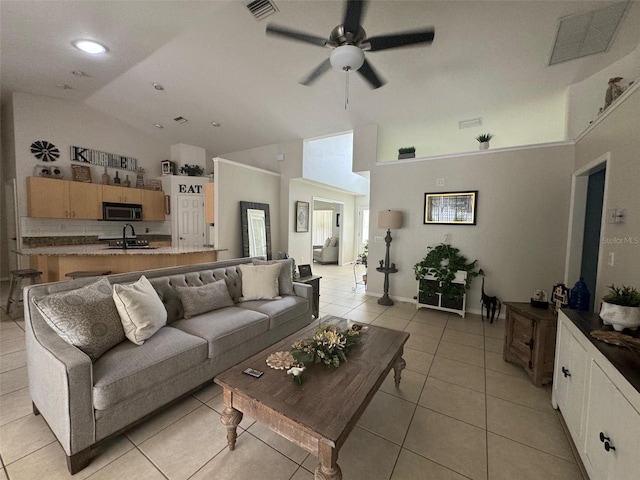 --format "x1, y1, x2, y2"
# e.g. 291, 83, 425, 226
291, 324, 362, 369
